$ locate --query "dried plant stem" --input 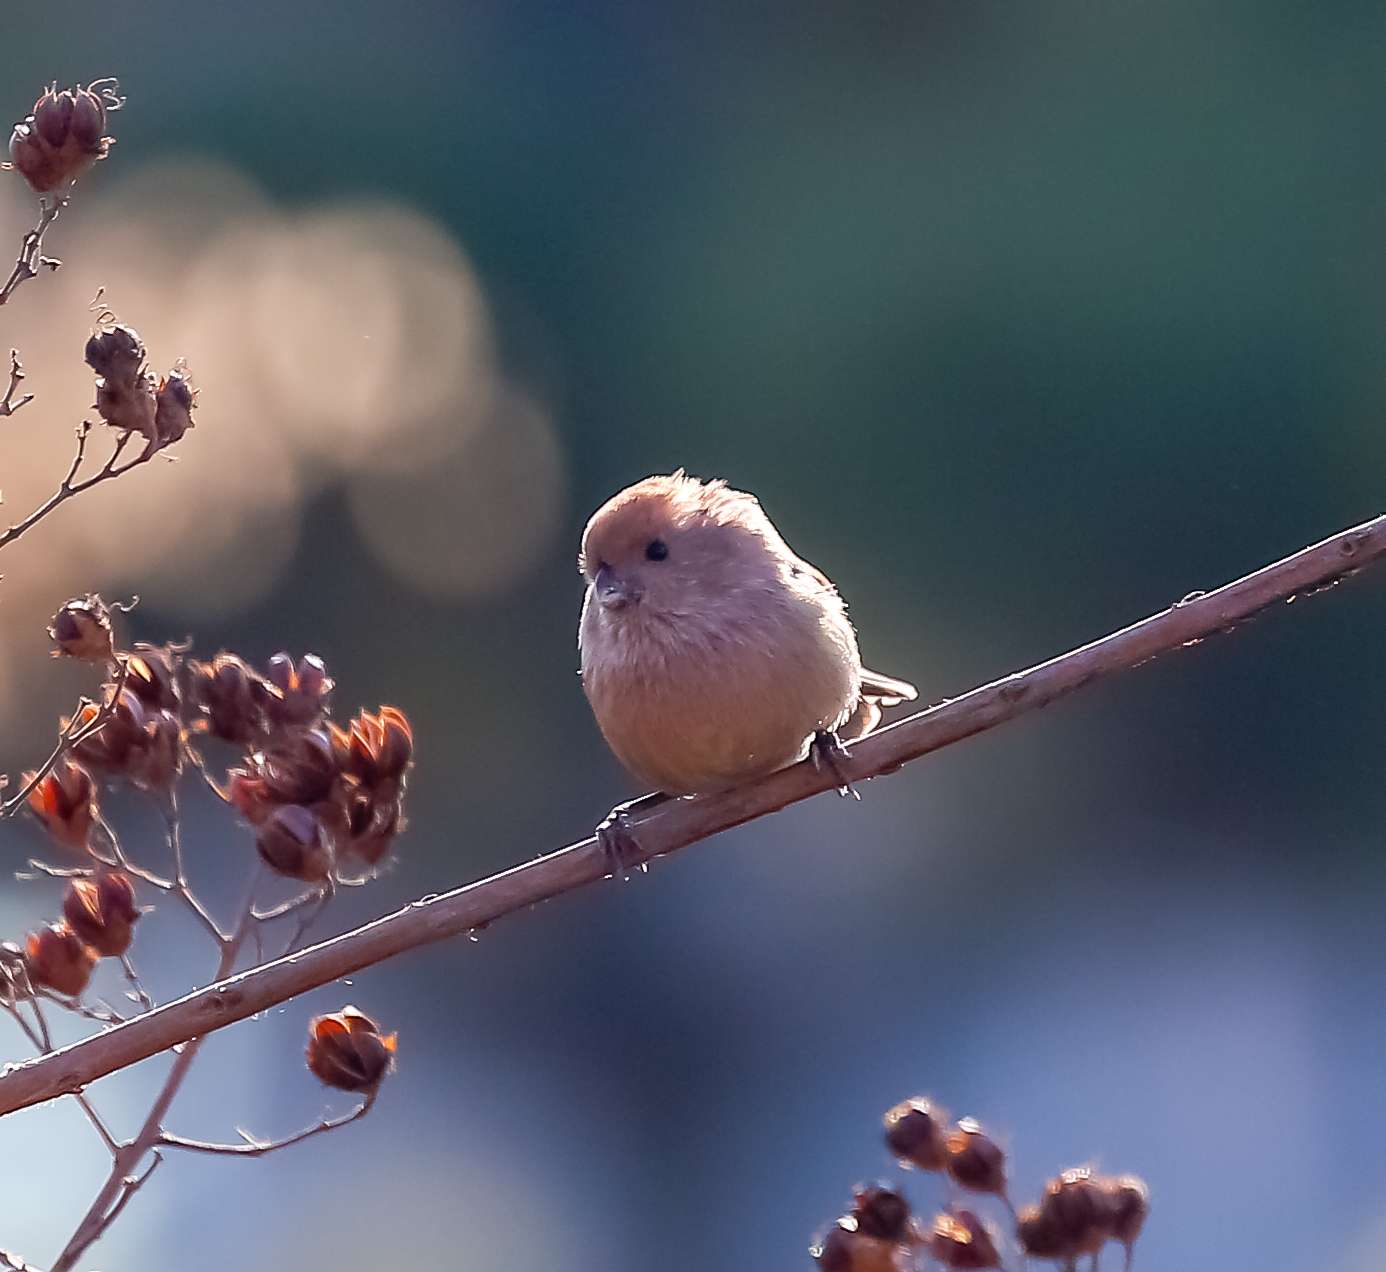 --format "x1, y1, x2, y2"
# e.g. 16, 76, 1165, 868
48, 865, 260, 1272
0, 350, 33, 417
0, 513, 1383, 1124
157, 1089, 377, 1158
0, 194, 66, 306
0, 423, 155, 555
